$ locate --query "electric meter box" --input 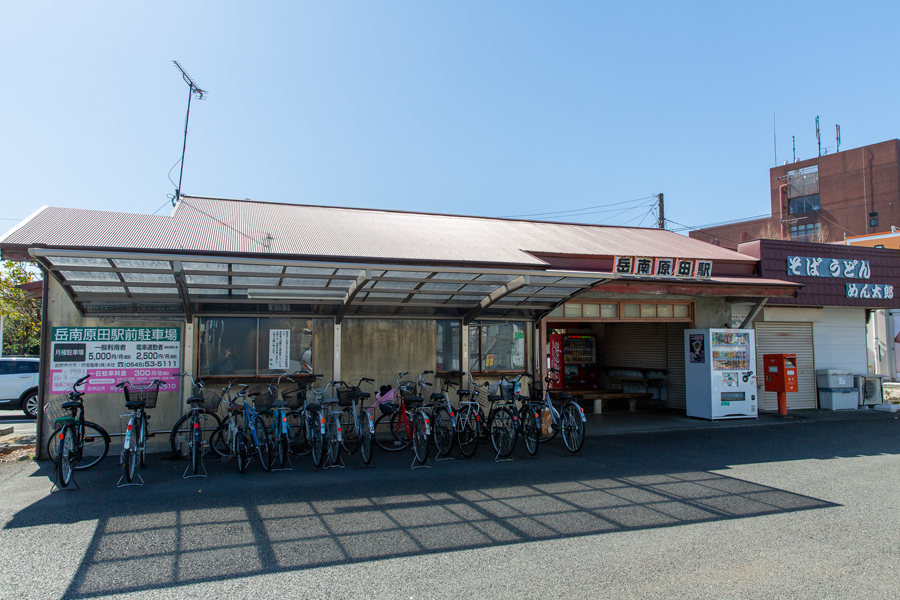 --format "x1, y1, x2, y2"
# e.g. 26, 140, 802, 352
763, 354, 798, 393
